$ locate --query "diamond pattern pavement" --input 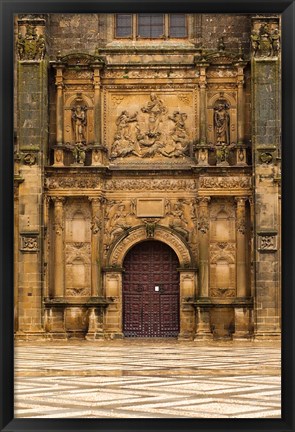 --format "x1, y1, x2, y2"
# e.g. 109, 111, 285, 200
14, 340, 281, 418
